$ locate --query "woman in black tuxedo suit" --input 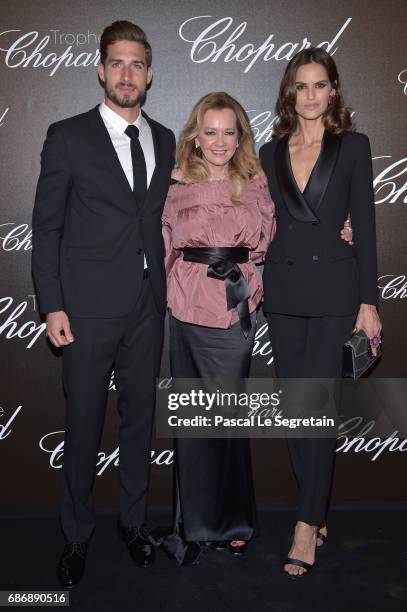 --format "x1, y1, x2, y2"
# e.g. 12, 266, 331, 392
259, 47, 382, 577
